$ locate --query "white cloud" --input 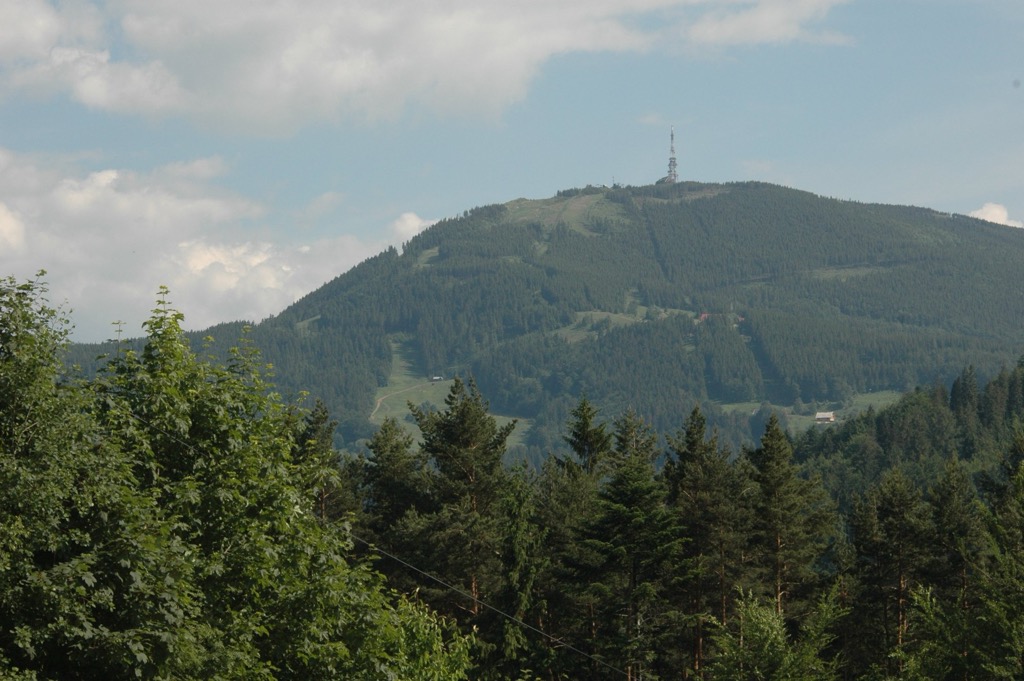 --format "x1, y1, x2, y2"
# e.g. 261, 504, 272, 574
391, 212, 436, 241
295, 191, 344, 228
167, 233, 387, 329
685, 0, 850, 47
0, 150, 267, 339
0, 201, 26, 251
0, 0, 61, 61
0, 148, 433, 342
12, 47, 187, 114
970, 203, 1023, 228
154, 156, 229, 182
0, 0, 849, 132
0, 0, 102, 62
